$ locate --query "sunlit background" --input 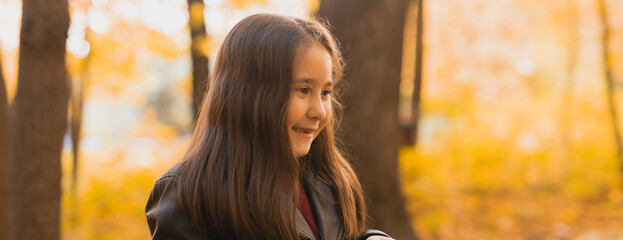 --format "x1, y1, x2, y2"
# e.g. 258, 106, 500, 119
2, 0, 623, 239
